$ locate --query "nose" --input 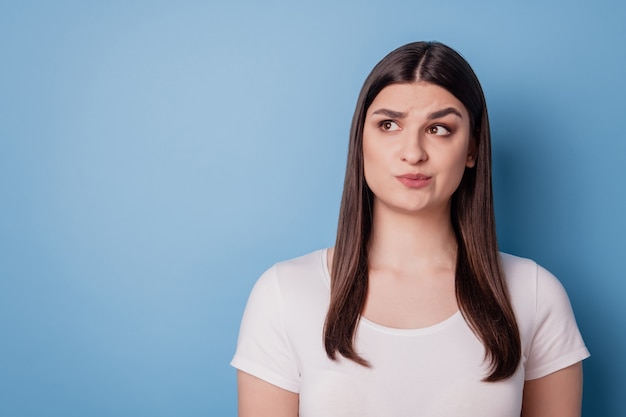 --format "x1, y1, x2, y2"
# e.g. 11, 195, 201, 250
401, 132, 428, 164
